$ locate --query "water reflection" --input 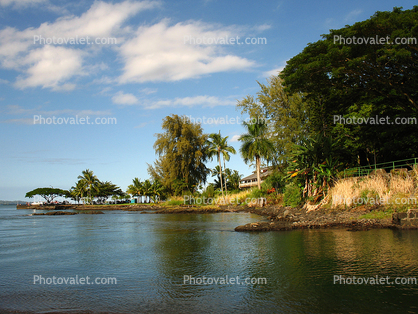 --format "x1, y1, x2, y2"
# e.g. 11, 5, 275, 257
0, 208, 417, 313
